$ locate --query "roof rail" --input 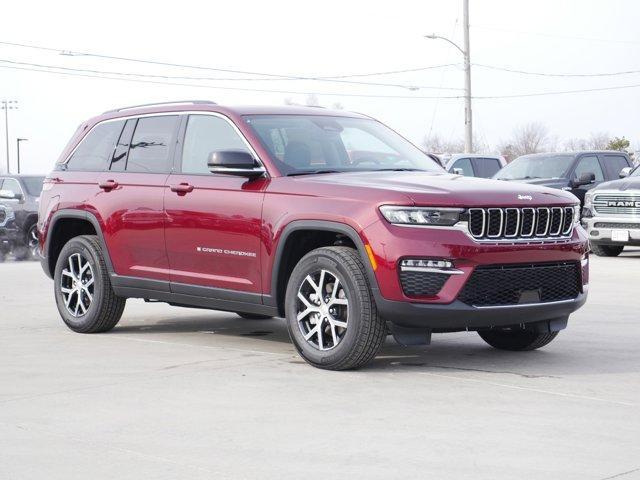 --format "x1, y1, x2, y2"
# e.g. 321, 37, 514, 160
103, 100, 217, 114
